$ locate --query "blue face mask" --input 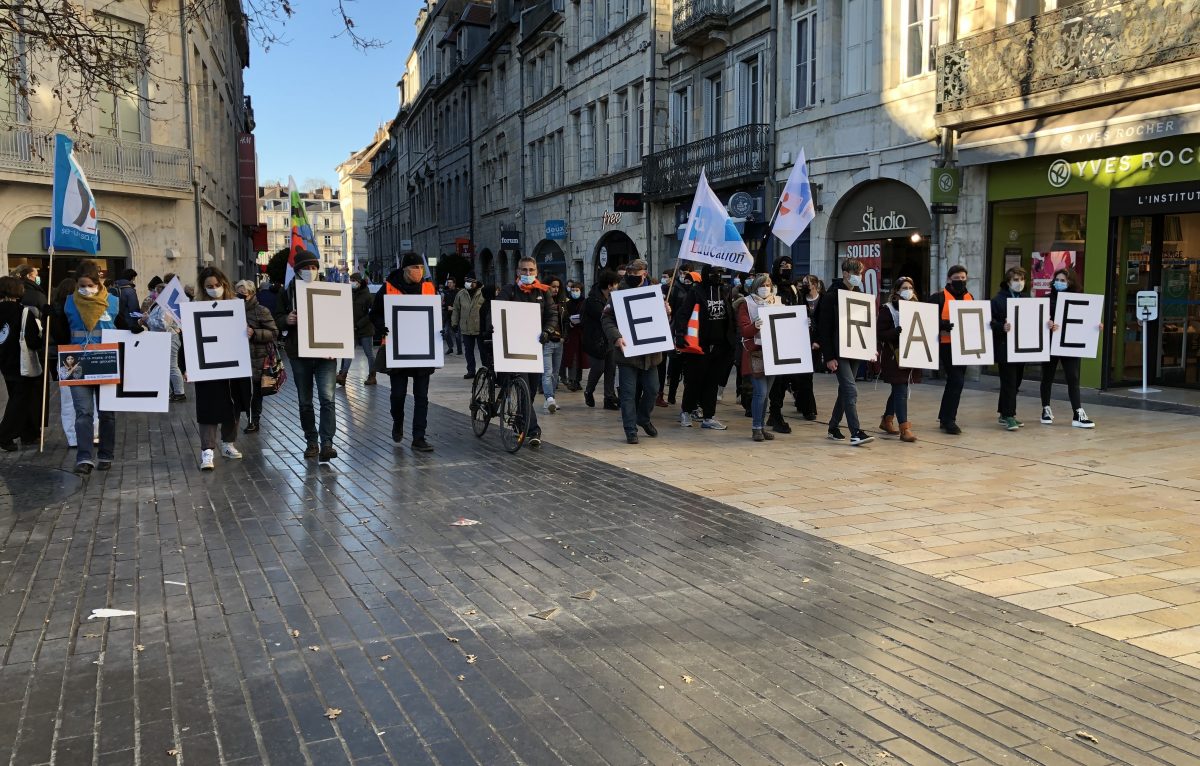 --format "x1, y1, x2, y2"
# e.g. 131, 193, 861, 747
744, 278, 754, 288
1053, 279, 1069, 291
519, 275, 536, 286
